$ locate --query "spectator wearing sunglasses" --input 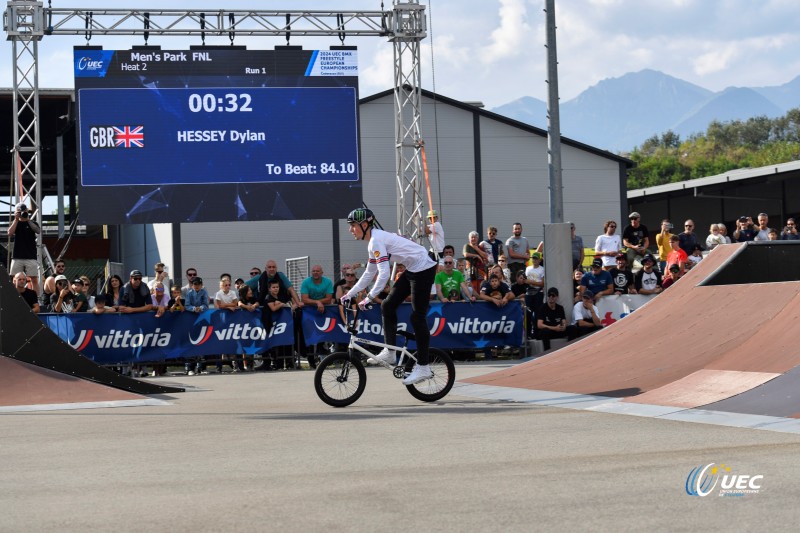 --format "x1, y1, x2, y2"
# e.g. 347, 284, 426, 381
678, 219, 699, 255
119, 270, 153, 313
244, 266, 262, 293
435, 255, 474, 302
181, 267, 199, 298
148, 262, 170, 292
